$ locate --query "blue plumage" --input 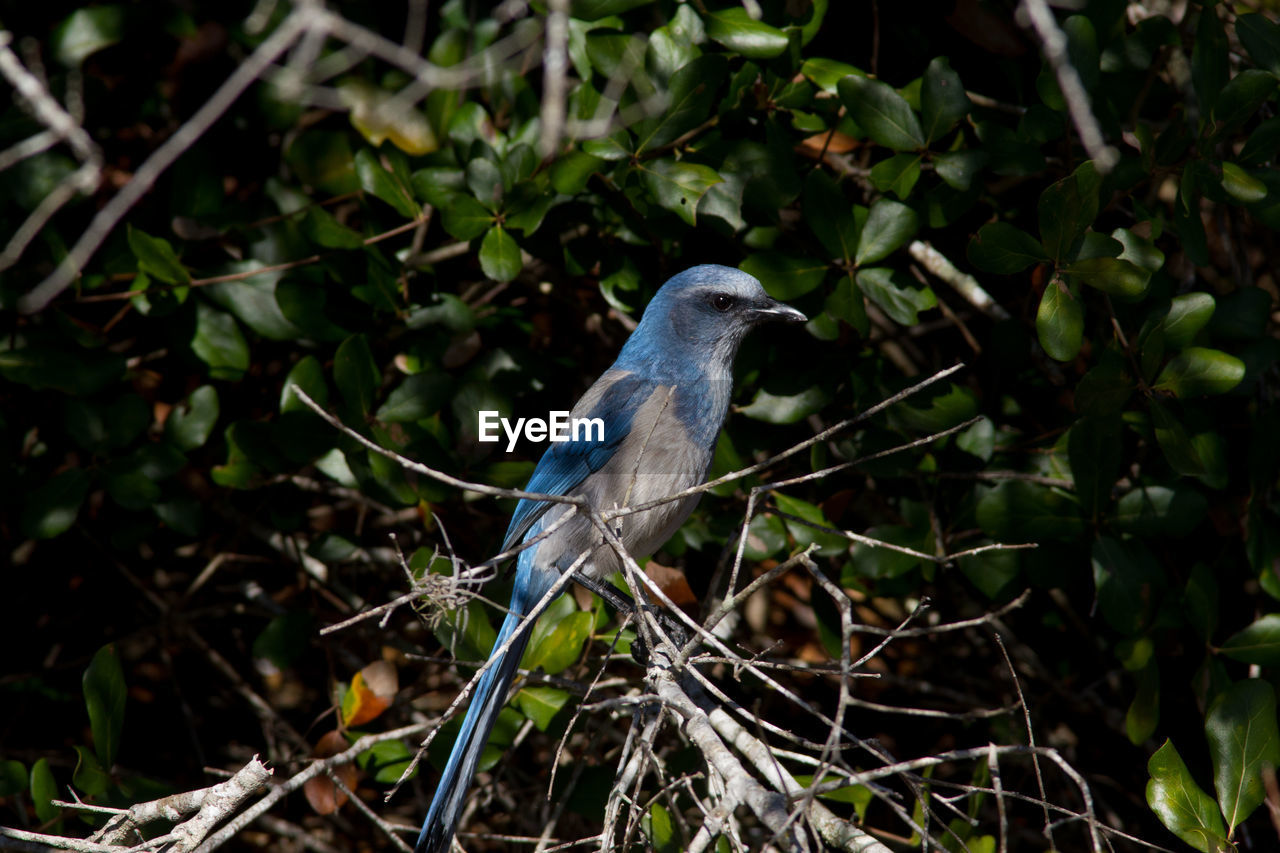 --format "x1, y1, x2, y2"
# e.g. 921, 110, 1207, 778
415, 265, 805, 853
